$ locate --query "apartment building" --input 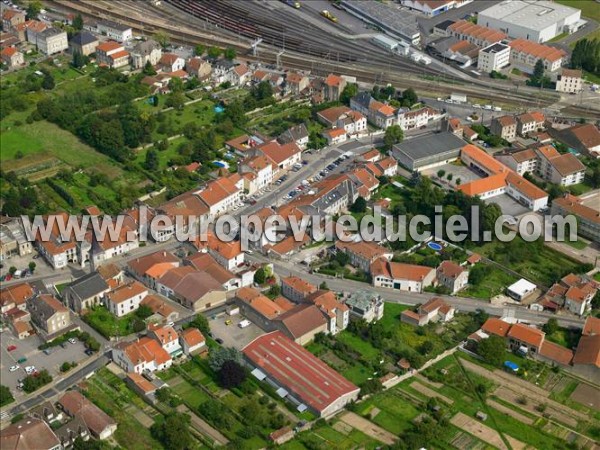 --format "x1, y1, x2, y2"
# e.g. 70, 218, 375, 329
95, 40, 129, 68
551, 194, 600, 242
555, 68, 583, 94
490, 115, 517, 141
477, 42, 510, 73
35, 27, 68, 55
508, 39, 566, 74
